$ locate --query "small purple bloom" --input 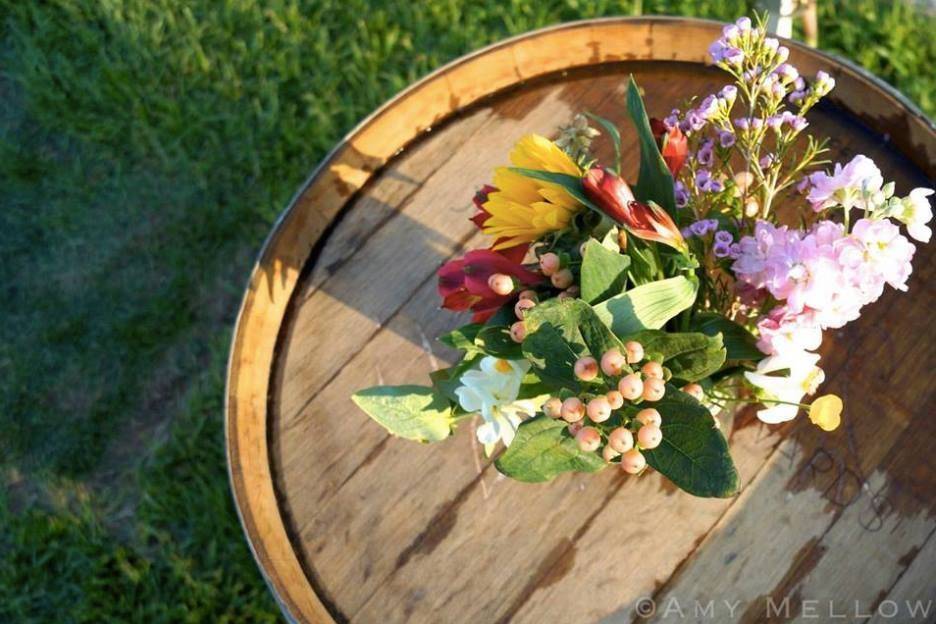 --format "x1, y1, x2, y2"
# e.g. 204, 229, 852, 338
681, 226, 693, 239
718, 130, 736, 148
719, 85, 738, 104
674, 181, 689, 208
771, 81, 786, 98
724, 47, 744, 67
664, 108, 680, 129
685, 109, 706, 132
774, 63, 800, 84
760, 154, 775, 169
734, 118, 750, 131
776, 46, 790, 63
788, 90, 806, 105
736, 17, 752, 31
713, 242, 732, 258
793, 76, 806, 91
728, 243, 742, 259
715, 230, 734, 244
763, 37, 780, 53
696, 139, 714, 166
690, 220, 709, 236
697, 95, 720, 120
790, 115, 809, 132
796, 176, 812, 194
766, 115, 784, 132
